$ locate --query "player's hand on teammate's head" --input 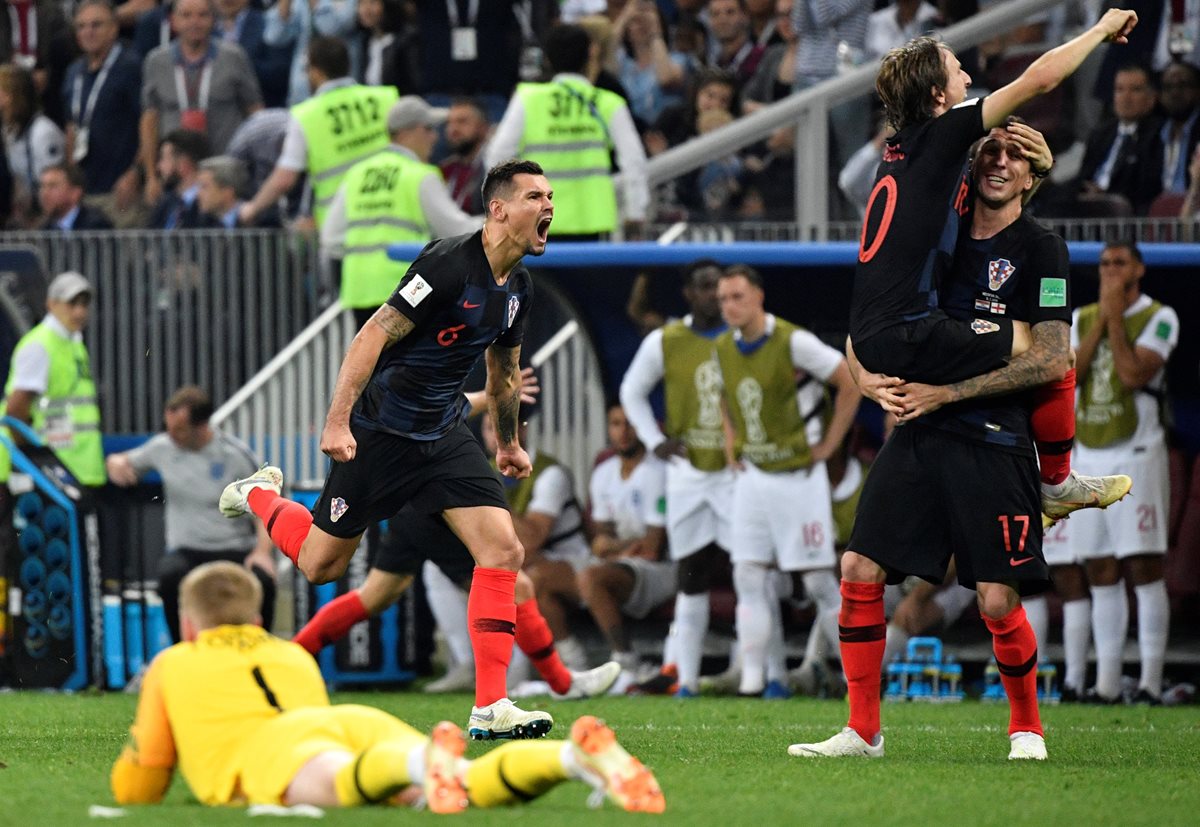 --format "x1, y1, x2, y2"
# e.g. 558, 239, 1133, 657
1097, 8, 1137, 44
518, 367, 540, 406
320, 421, 358, 463
894, 381, 952, 422
1005, 120, 1052, 175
